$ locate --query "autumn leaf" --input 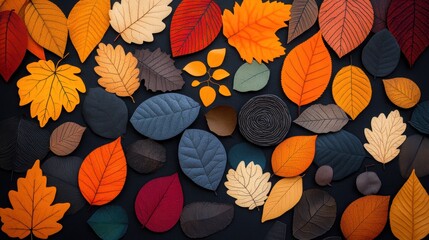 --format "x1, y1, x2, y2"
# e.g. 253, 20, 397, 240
17, 2, 45, 60
383, 77, 421, 109
17, 60, 86, 127
281, 32, 332, 108
0, 160, 70, 239
341, 195, 390, 239
78, 138, 127, 206
0, 0, 25, 12
225, 161, 271, 210
24, 0, 68, 57
332, 65, 372, 120
109, 0, 172, 44
262, 176, 303, 222
94, 43, 140, 102
319, 0, 374, 58
222, 0, 291, 63
364, 110, 406, 165
390, 170, 429, 240
200, 86, 216, 107
287, 0, 318, 43
271, 135, 317, 177
68, 0, 111, 63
